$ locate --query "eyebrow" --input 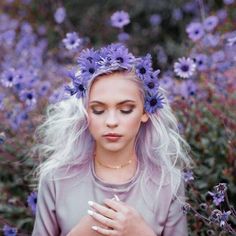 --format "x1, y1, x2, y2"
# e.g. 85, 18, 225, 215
89, 100, 136, 105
